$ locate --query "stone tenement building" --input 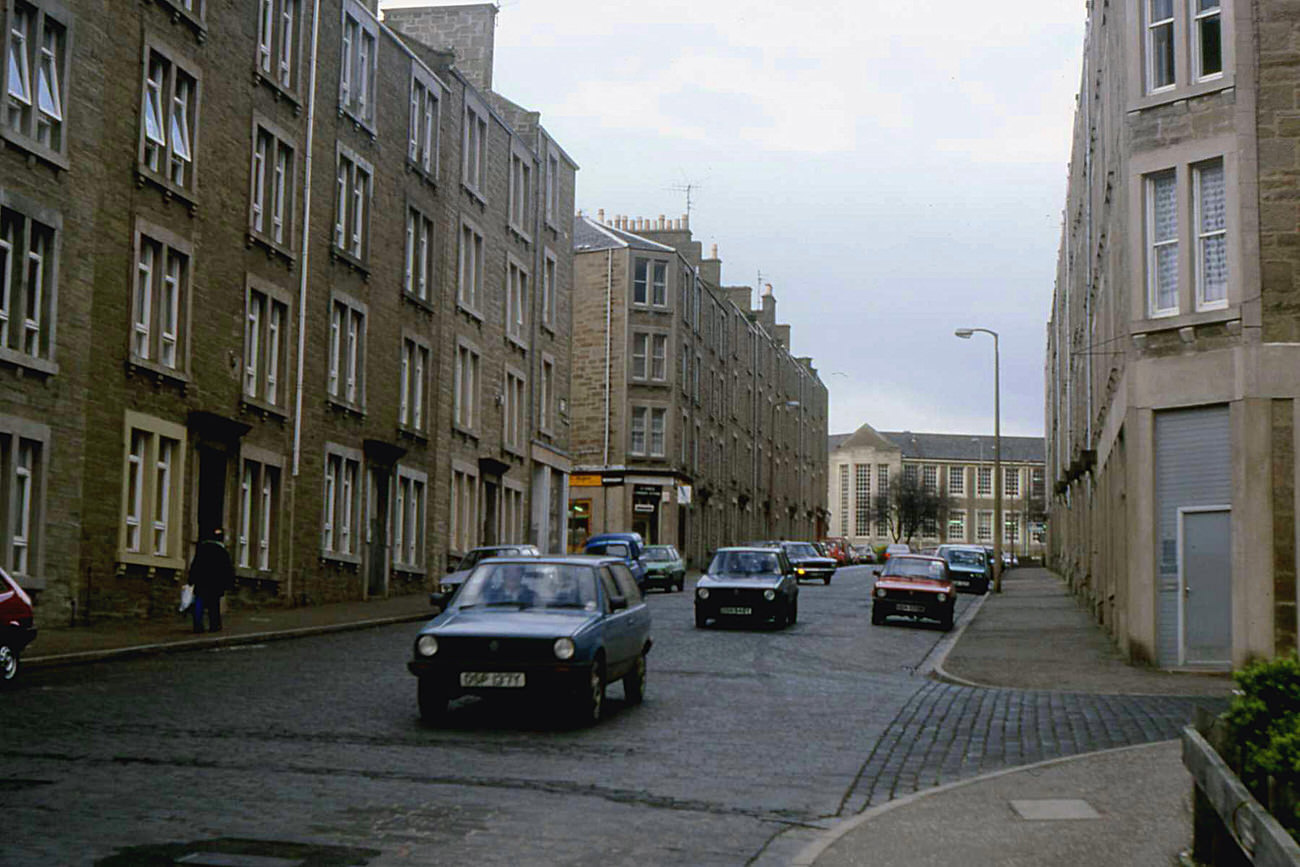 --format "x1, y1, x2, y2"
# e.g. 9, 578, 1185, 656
0, 1, 577, 625
1046, 0, 1300, 670
828, 425, 1046, 558
568, 213, 829, 565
